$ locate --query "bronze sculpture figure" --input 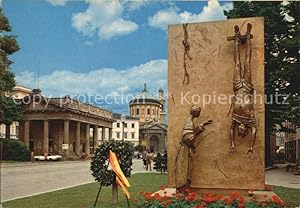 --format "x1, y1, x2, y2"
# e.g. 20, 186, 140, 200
175, 106, 212, 189
227, 23, 257, 155
182, 23, 192, 85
